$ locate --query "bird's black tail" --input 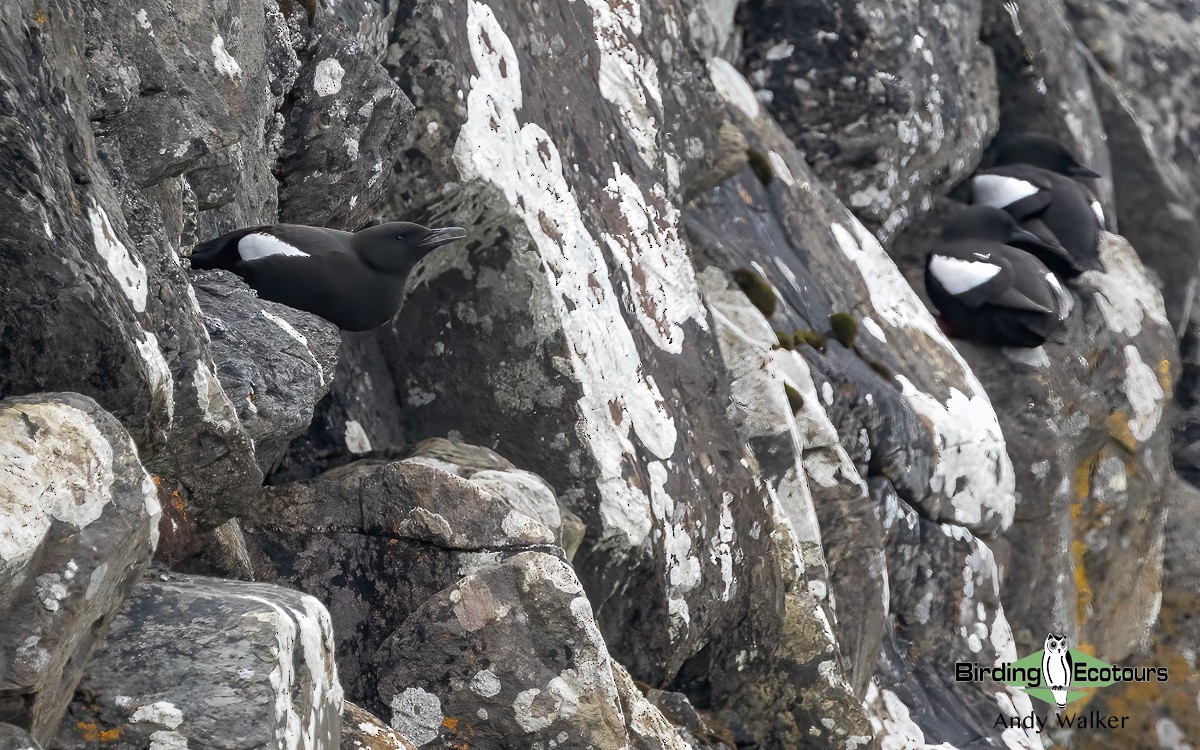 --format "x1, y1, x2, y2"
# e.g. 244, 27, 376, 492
188, 234, 241, 270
